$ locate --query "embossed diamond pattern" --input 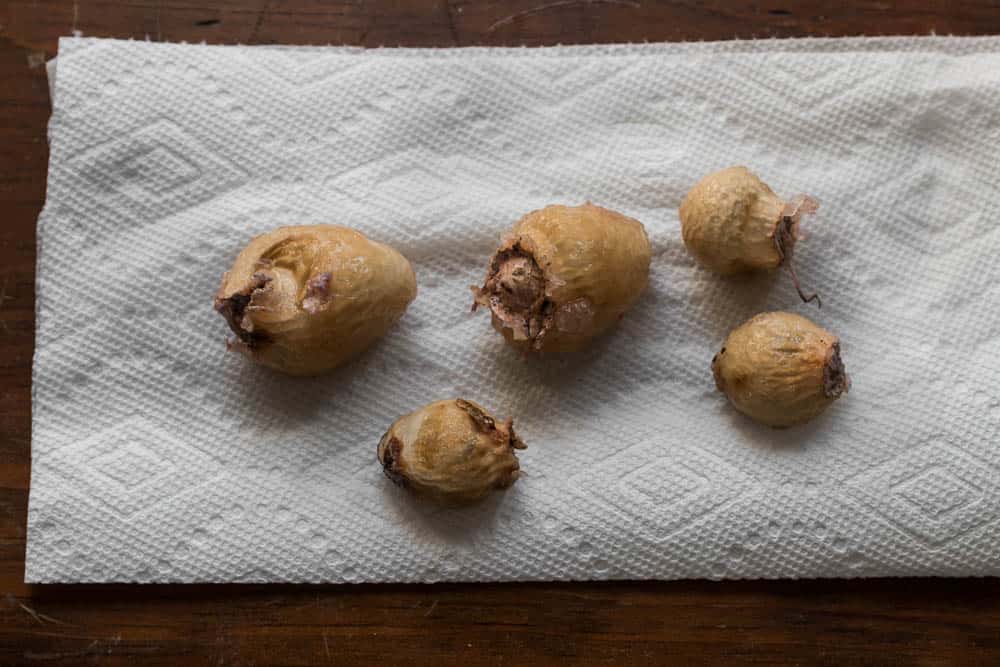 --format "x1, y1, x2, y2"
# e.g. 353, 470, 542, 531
42, 416, 223, 519
895, 467, 981, 520
90, 438, 166, 490
846, 443, 1000, 547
